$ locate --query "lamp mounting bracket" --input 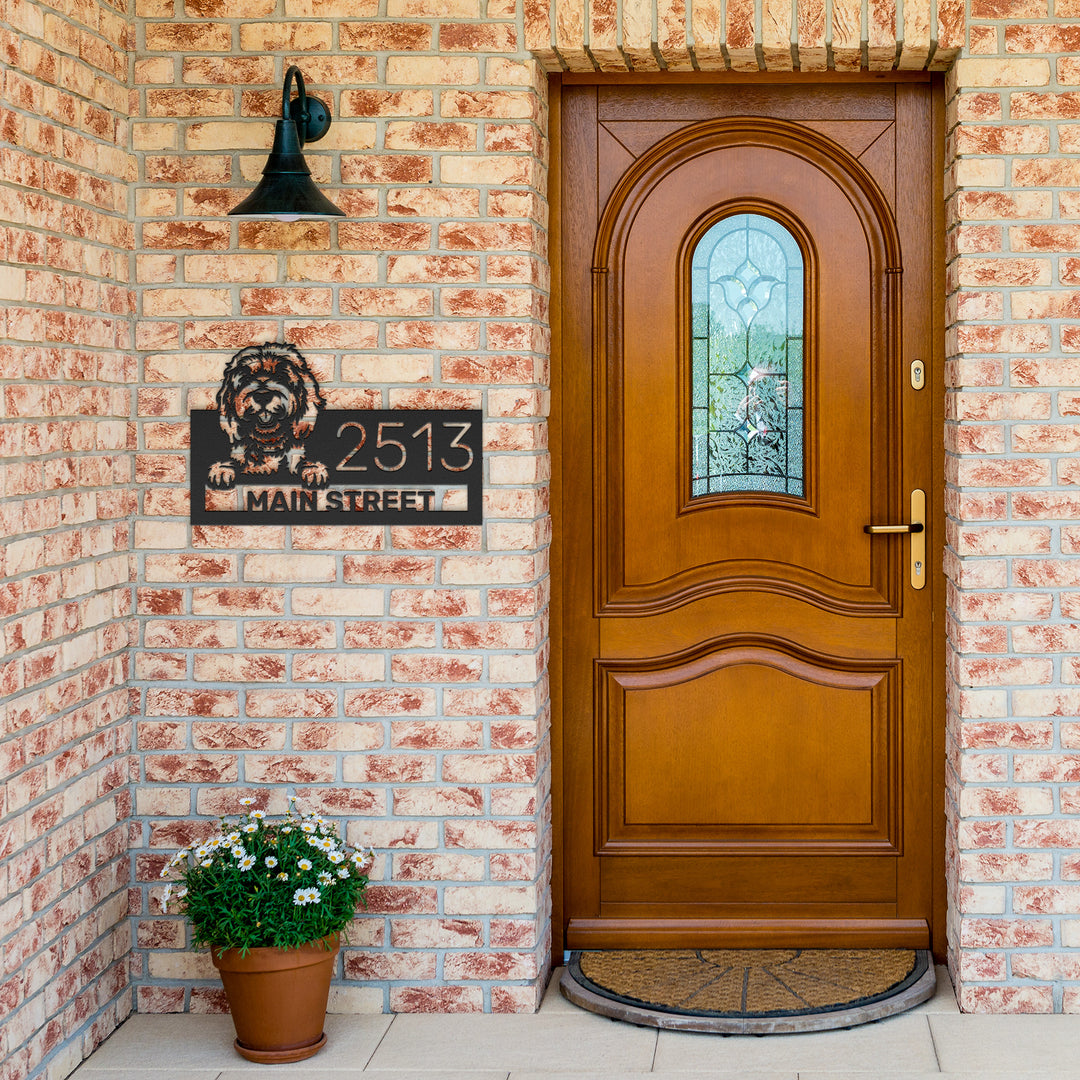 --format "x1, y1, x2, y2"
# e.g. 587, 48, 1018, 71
283, 65, 332, 147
